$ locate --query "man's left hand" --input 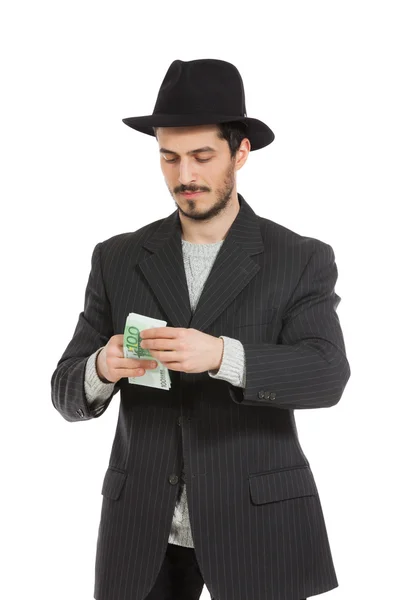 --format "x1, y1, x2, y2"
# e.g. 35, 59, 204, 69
139, 327, 224, 373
